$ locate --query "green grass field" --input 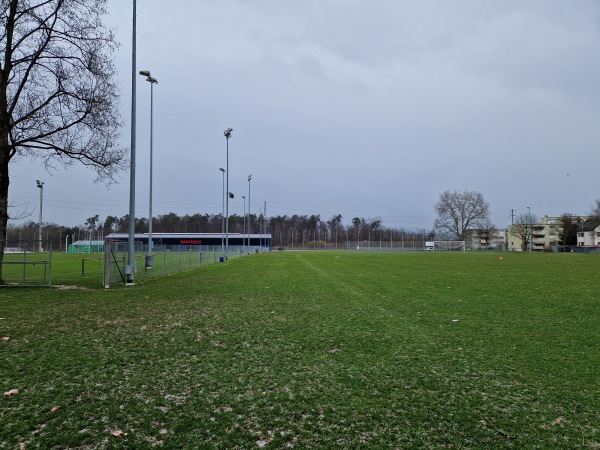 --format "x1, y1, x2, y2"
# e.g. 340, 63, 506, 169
1, 251, 598, 448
